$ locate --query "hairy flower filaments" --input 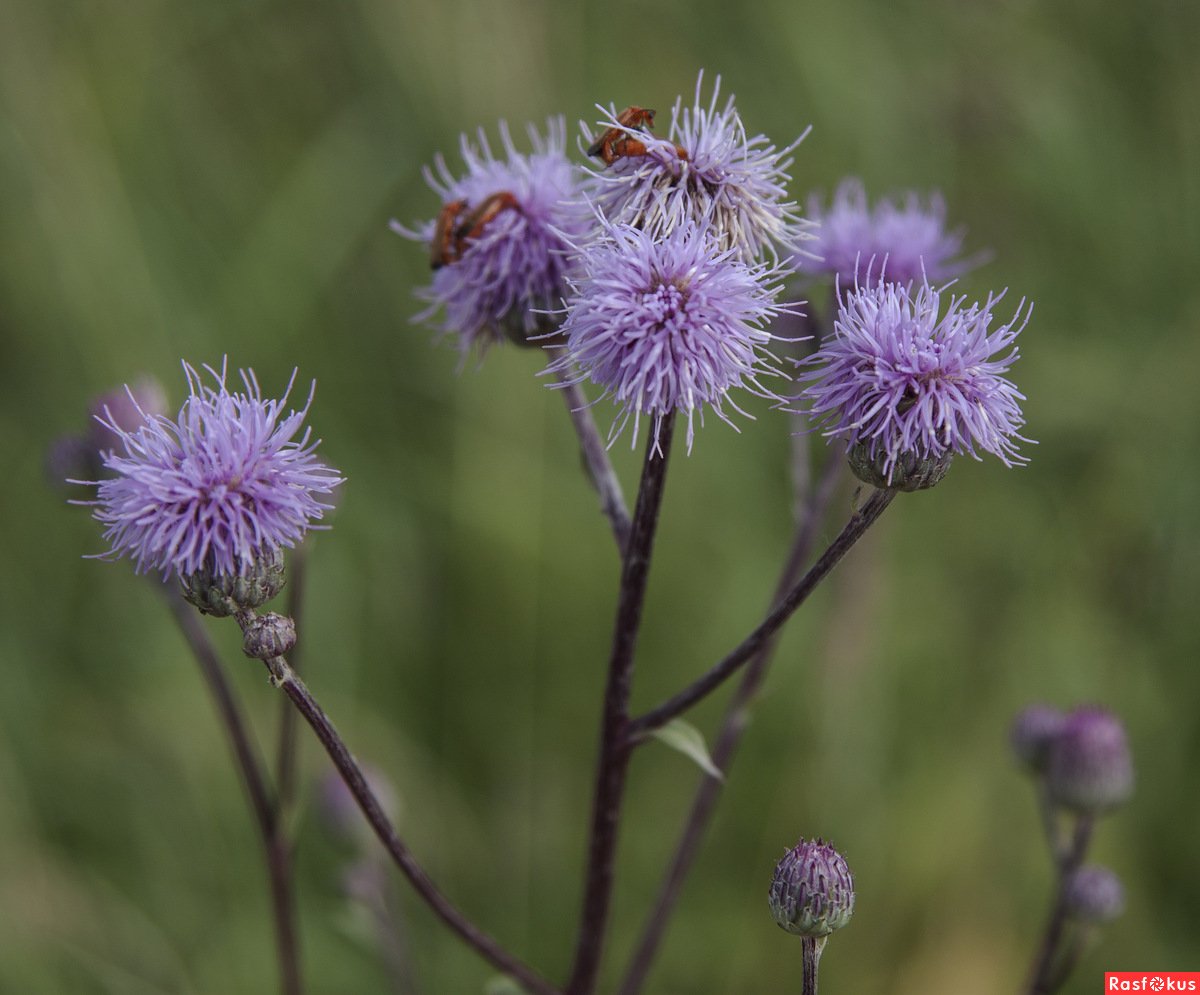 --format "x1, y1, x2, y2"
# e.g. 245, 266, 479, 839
82, 361, 343, 580
797, 178, 981, 285
394, 118, 588, 353
796, 279, 1031, 485
551, 217, 793, 451
585, 72, 809, 261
